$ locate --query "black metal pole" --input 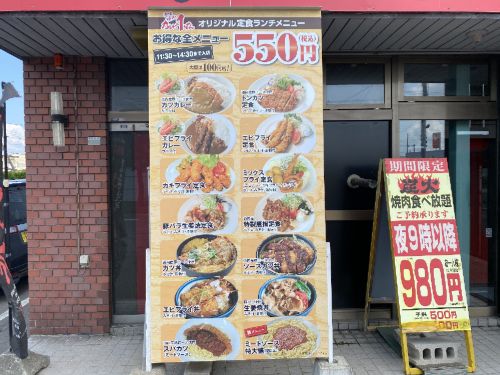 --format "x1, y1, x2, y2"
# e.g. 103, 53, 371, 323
2, 101, 12, 348
3, 96, 9, 269
0, 82, 28, 359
